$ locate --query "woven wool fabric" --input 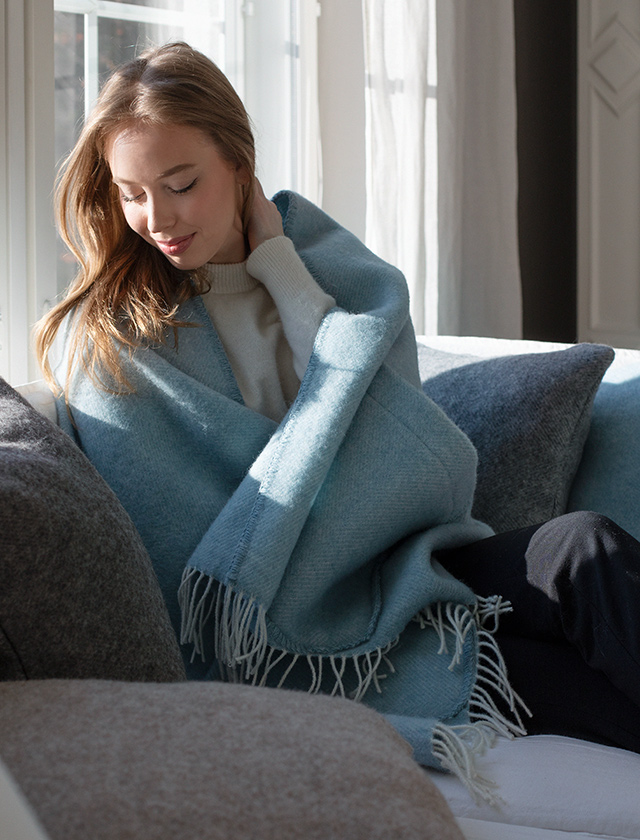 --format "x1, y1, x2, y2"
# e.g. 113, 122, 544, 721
55, 191, 523, 799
